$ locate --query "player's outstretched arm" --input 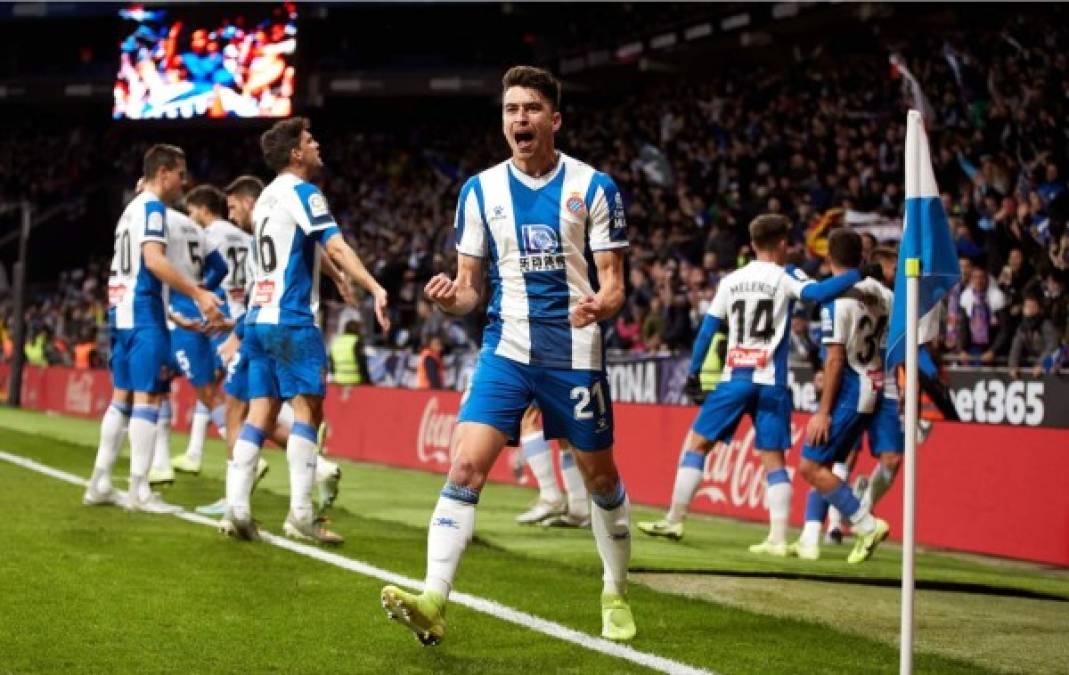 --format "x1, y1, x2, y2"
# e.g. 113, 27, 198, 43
425, 254, 483, 316
142, 242, 224, 324
570, 249, 626, 328
797, 268, 862, 304
323, 233, 390, 331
